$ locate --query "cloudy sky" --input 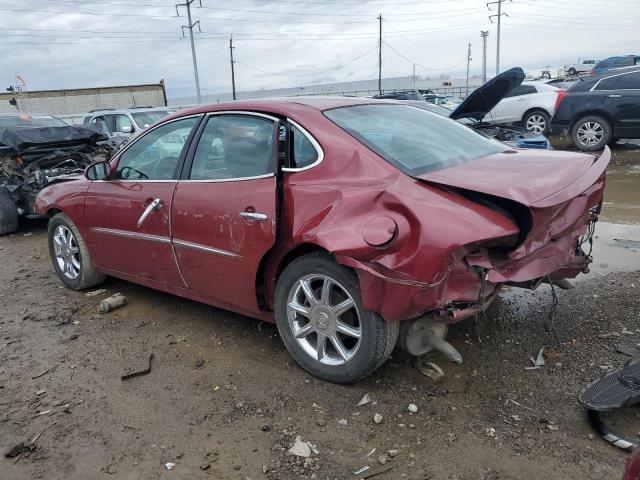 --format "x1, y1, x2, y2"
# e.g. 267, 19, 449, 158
1, 0, 639, 99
